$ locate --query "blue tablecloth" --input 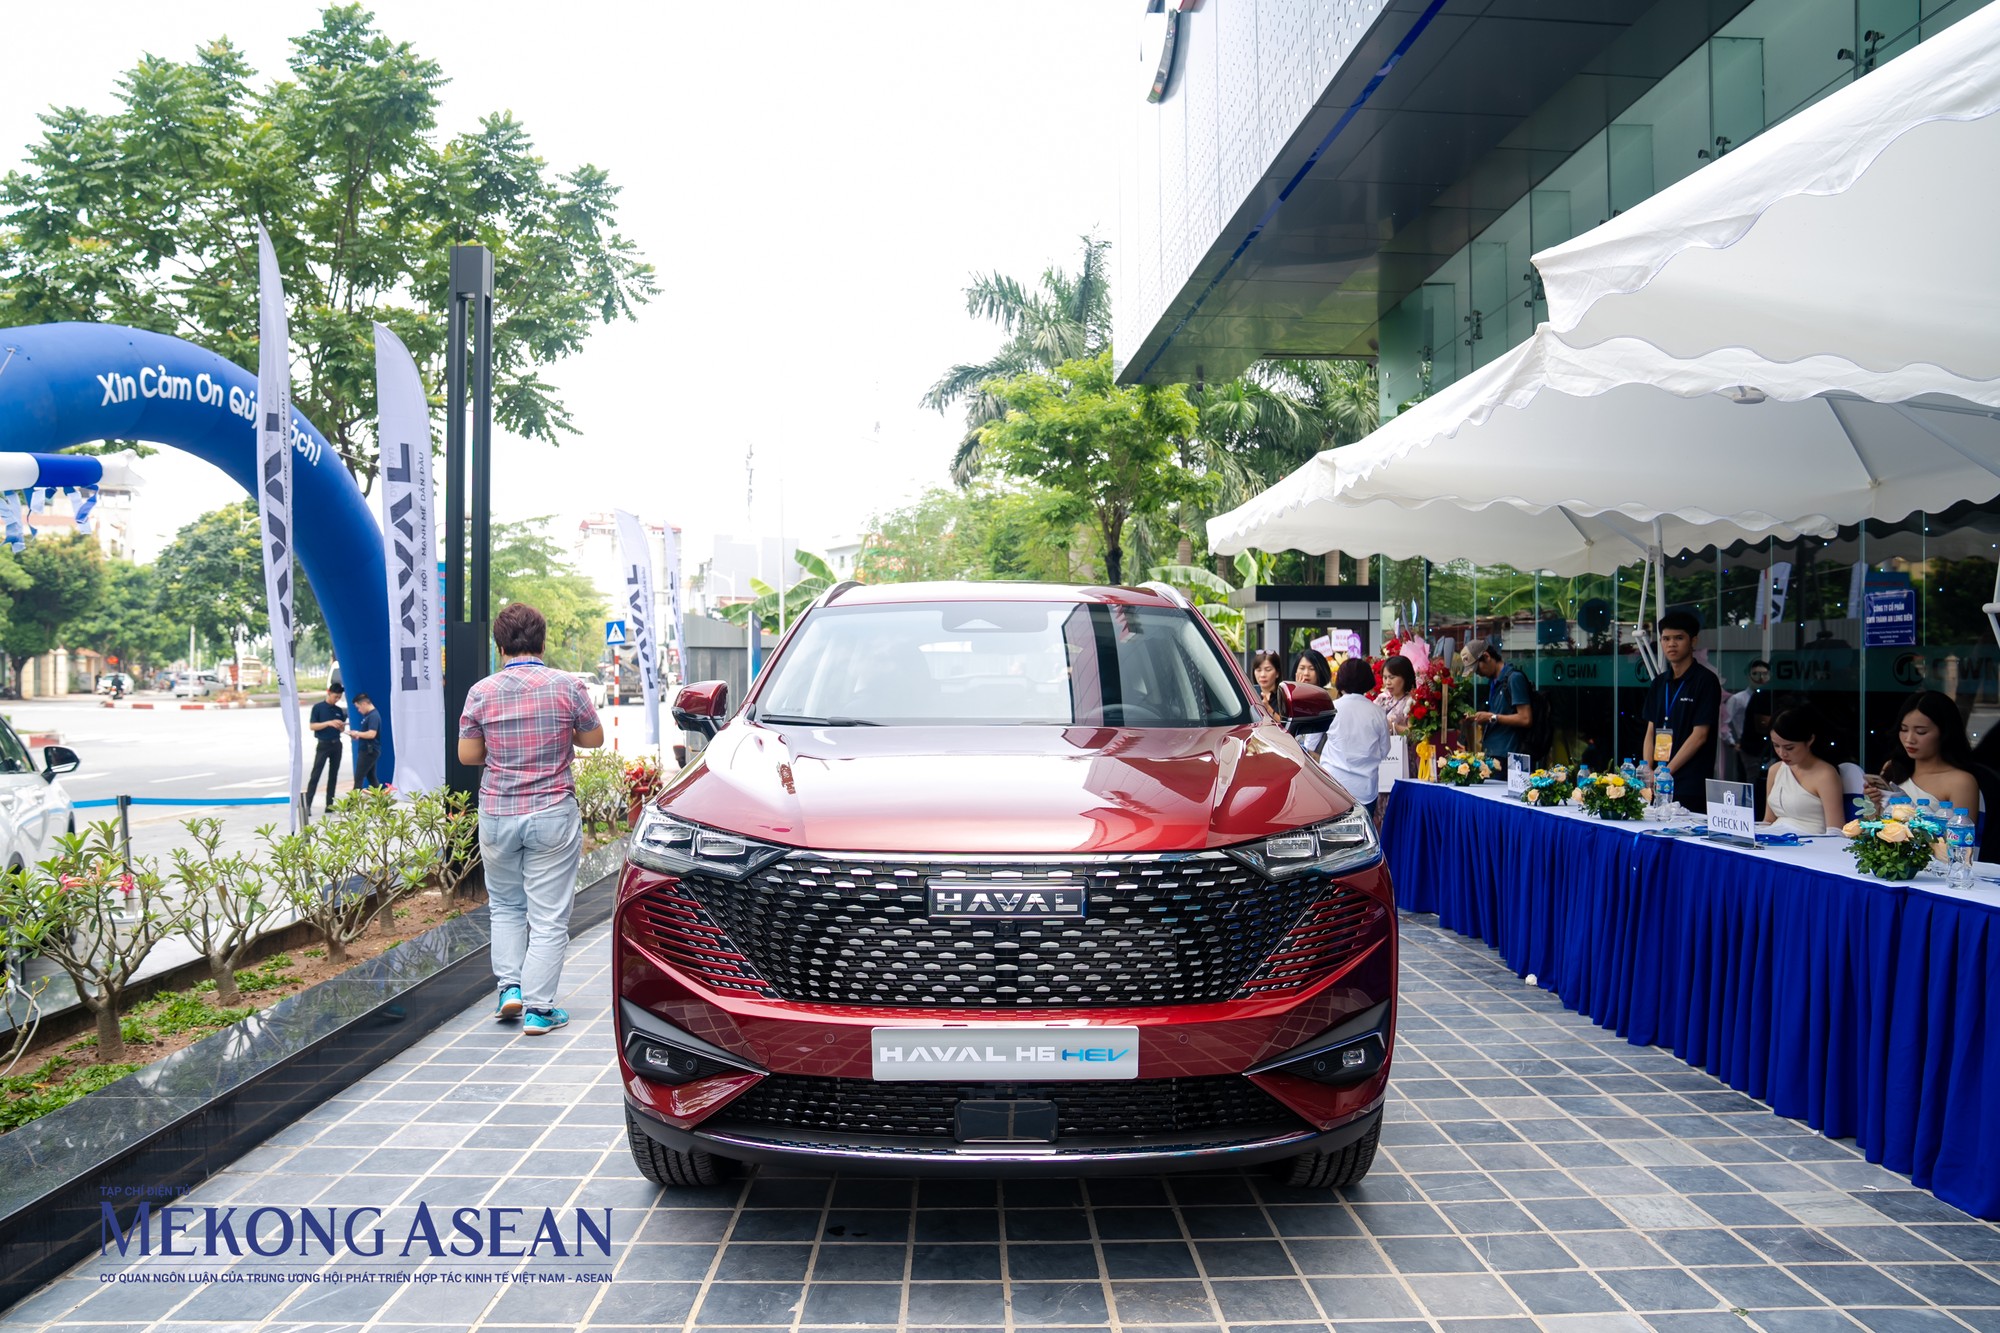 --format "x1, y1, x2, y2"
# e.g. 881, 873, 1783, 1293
1383, 780, 1998, 1220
